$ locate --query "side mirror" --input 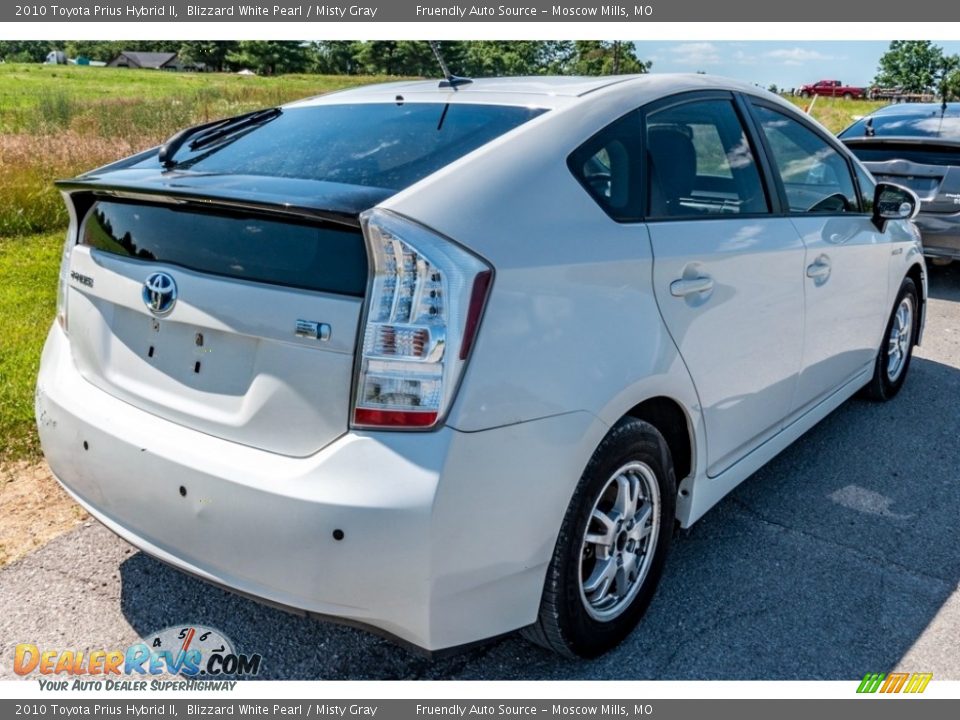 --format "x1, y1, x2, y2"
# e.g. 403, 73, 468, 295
872, 182, 920, 232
